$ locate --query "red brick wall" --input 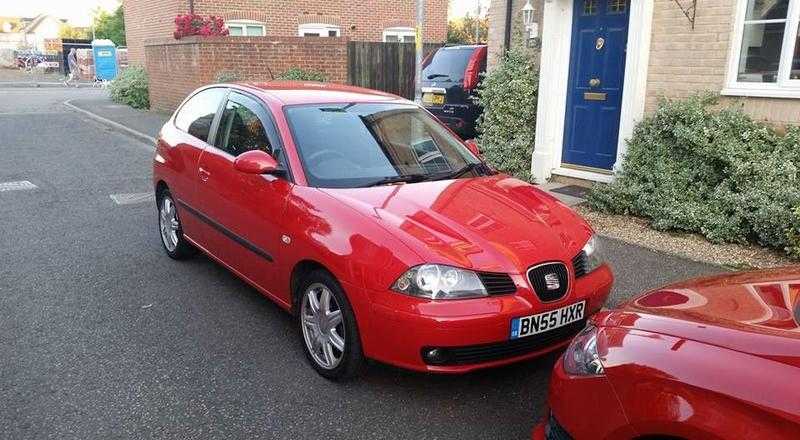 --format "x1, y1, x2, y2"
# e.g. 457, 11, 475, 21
144, 36, 348, 112
122, 0, 184, 65
125, 0, 448, 65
